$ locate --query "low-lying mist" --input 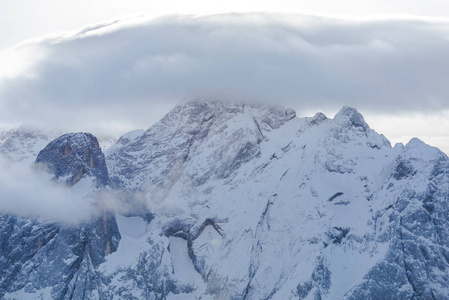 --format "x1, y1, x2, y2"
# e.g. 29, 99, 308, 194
0, 157, 148, 225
